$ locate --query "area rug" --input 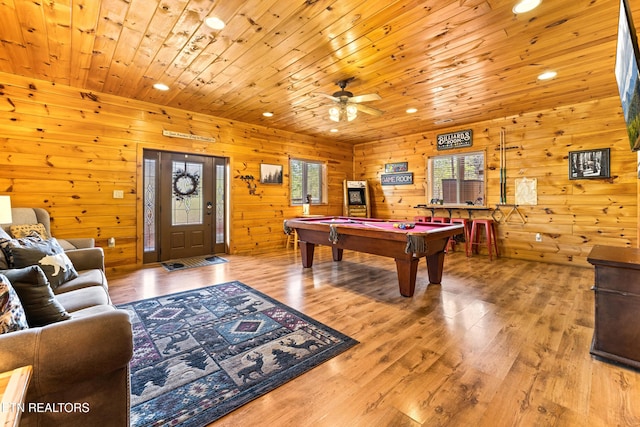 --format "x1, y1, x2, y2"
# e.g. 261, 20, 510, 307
161, 255, 227, 272
117, 281, 358, 427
